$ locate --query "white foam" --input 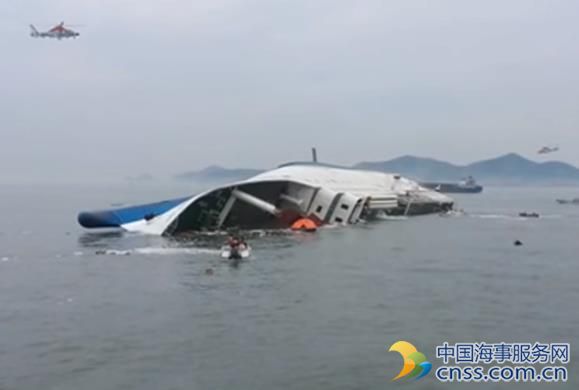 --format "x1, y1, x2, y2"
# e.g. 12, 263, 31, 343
133, 247, 220, 255
439, 210, 467, 217
376, 215, 408, 221
90, 246, 220, 256
320, 223, 342, 229
1, 256, 10, 262
471, 214, 521, 220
